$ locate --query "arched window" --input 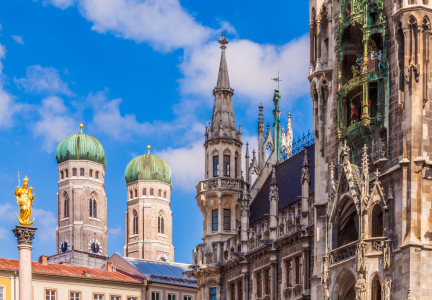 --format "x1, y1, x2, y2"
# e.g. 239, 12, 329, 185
163, 191, 167, 198
61, 171, 64, 179
150, 188, 154, 196
130, 190, 133, 199
64, 193, 69, 218
80, 168, 84, 176
65, 169, 69, 177
133, 210, 138, 234
158, 213, 164, 234
89, 170, 93, 177
135, 189, 138, 197
372, 275, 382, 300
372, 205, 383, 237
158, 189, 162, 197
95, 171, 99, 179
89, 194, 97, 218
143, 188, 147, 195
335, 197, 359, 248
72, 168, 77, 176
